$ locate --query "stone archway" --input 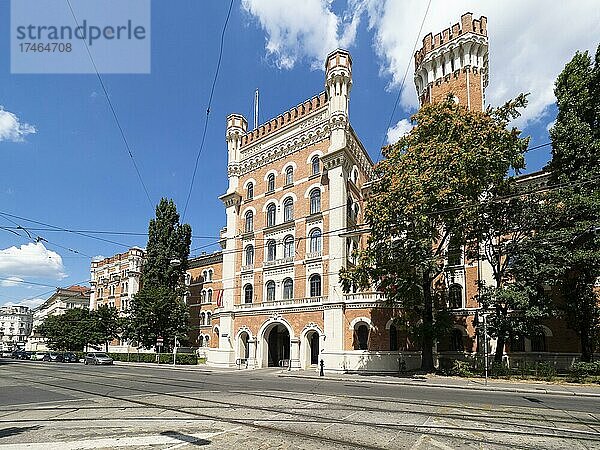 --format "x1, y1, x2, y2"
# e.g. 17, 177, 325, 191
258, 322, 291, 368
238, 331, 250, 361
